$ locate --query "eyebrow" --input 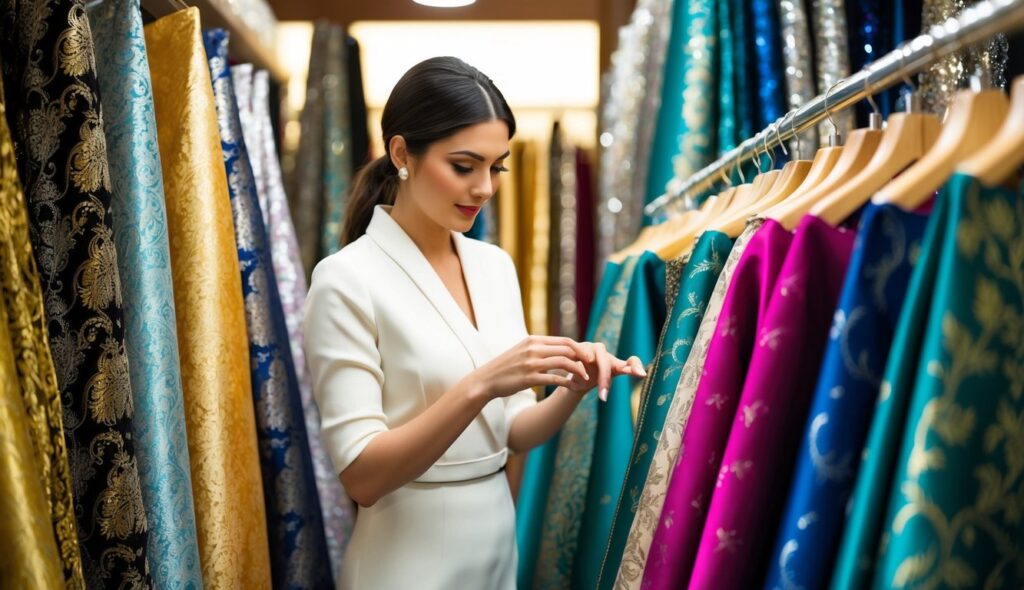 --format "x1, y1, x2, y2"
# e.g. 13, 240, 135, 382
448, 150, 511, 162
